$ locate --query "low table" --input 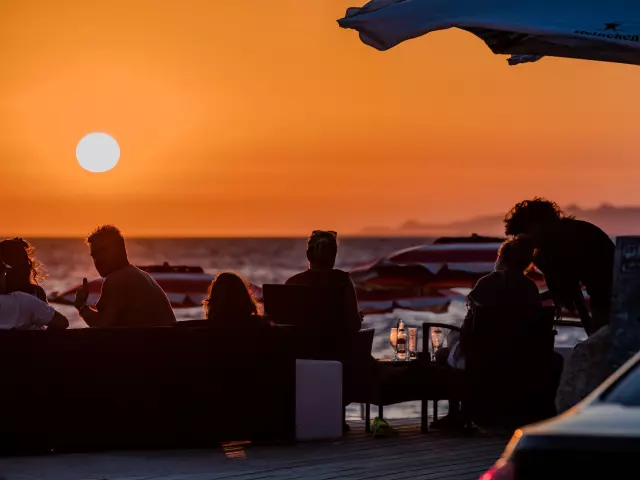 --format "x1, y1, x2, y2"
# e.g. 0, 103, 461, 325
370, 356, 435, 433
